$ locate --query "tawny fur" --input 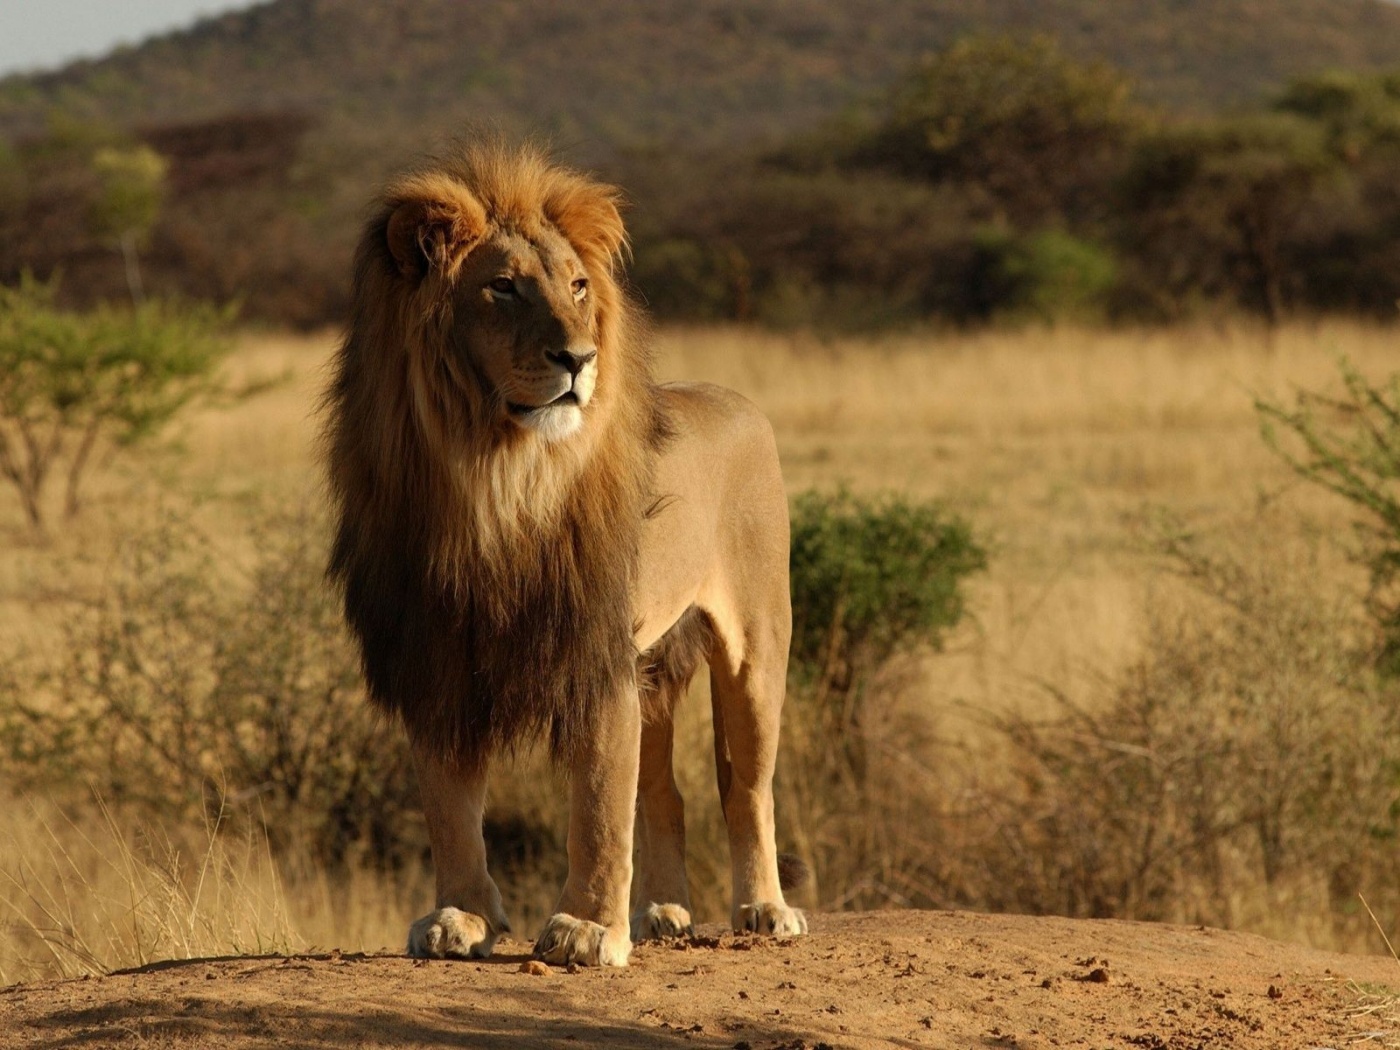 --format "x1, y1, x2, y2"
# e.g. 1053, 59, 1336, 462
324, 141, 806, 963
